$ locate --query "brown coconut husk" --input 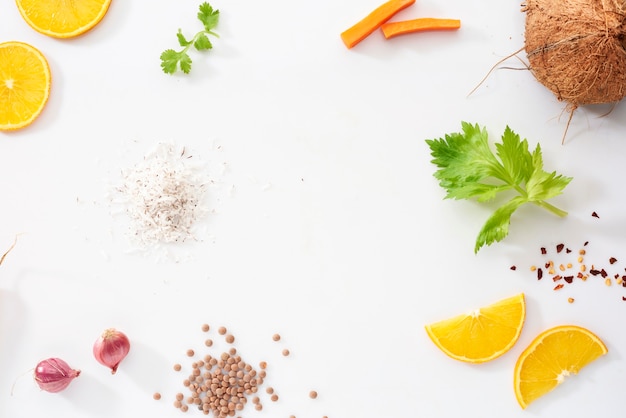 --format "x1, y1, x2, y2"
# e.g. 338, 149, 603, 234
523, 0, 626, 108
